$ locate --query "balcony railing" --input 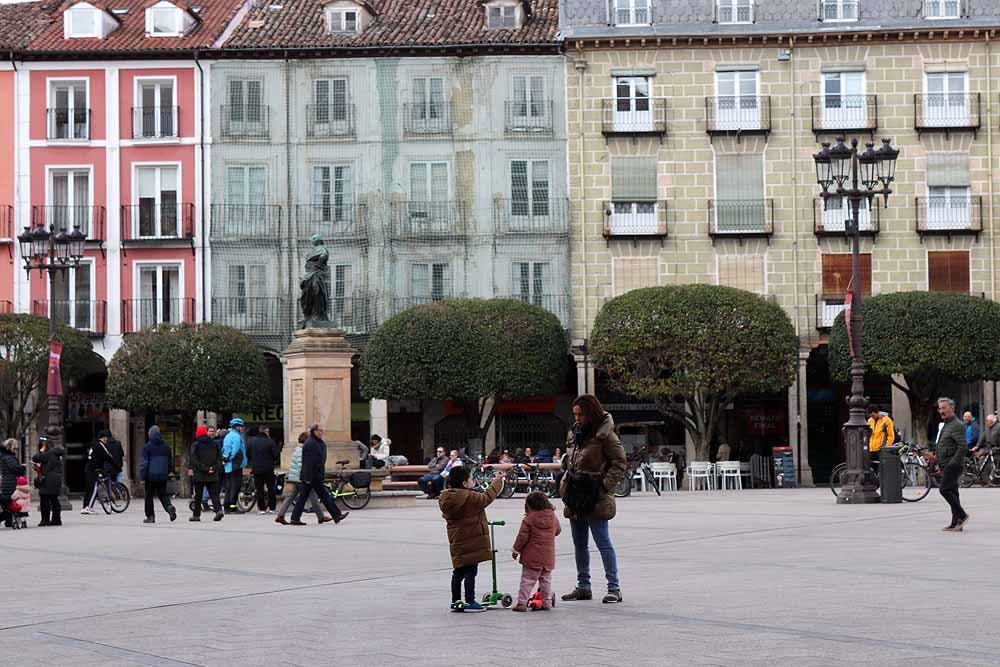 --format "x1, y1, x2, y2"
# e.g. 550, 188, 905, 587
390, 201, 467, 238
32, 300, 106, 336
121, 298, 196, 333
501, 293, 571, 328
601, 99, 667, 137
914, 94, 981, 134
708, 199, 774, 238
602, 201, 668, 238
504, 101, 554, 136
46, 108, 90, 140
131, 106, 179, 139
31, 206, 106, 242
393, 297, 454, 315
219, 105, 270, 141
811, 95, 878, 133
706, 96, 771, 135
813, 197, 879, 237
211, 297, 290, 336
915, 195, 983, 237
325, 295, 376, 335
296, 204, 367, 240
121, 204, 195, 242
815, 295, 846, 331
305, 104, 356, 139
493, 198, 569, 236
0, 205, 12, 241
210, 204, 282, 239
402, 102, 453, 137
